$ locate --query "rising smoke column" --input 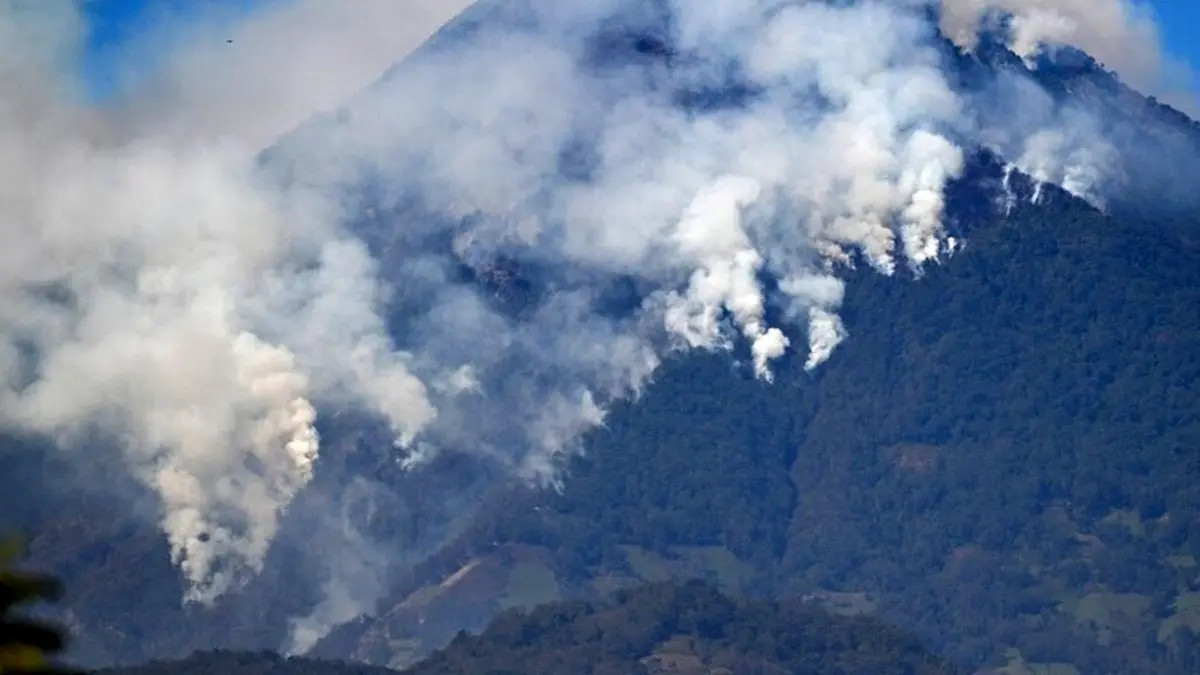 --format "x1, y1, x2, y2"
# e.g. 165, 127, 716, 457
0, 2, 464, 604
0, 126, 437, 603
659, 0, 965, 371
662, 176, 789, 380
305, 0, 1012, 456
969, 68, 1119, 208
